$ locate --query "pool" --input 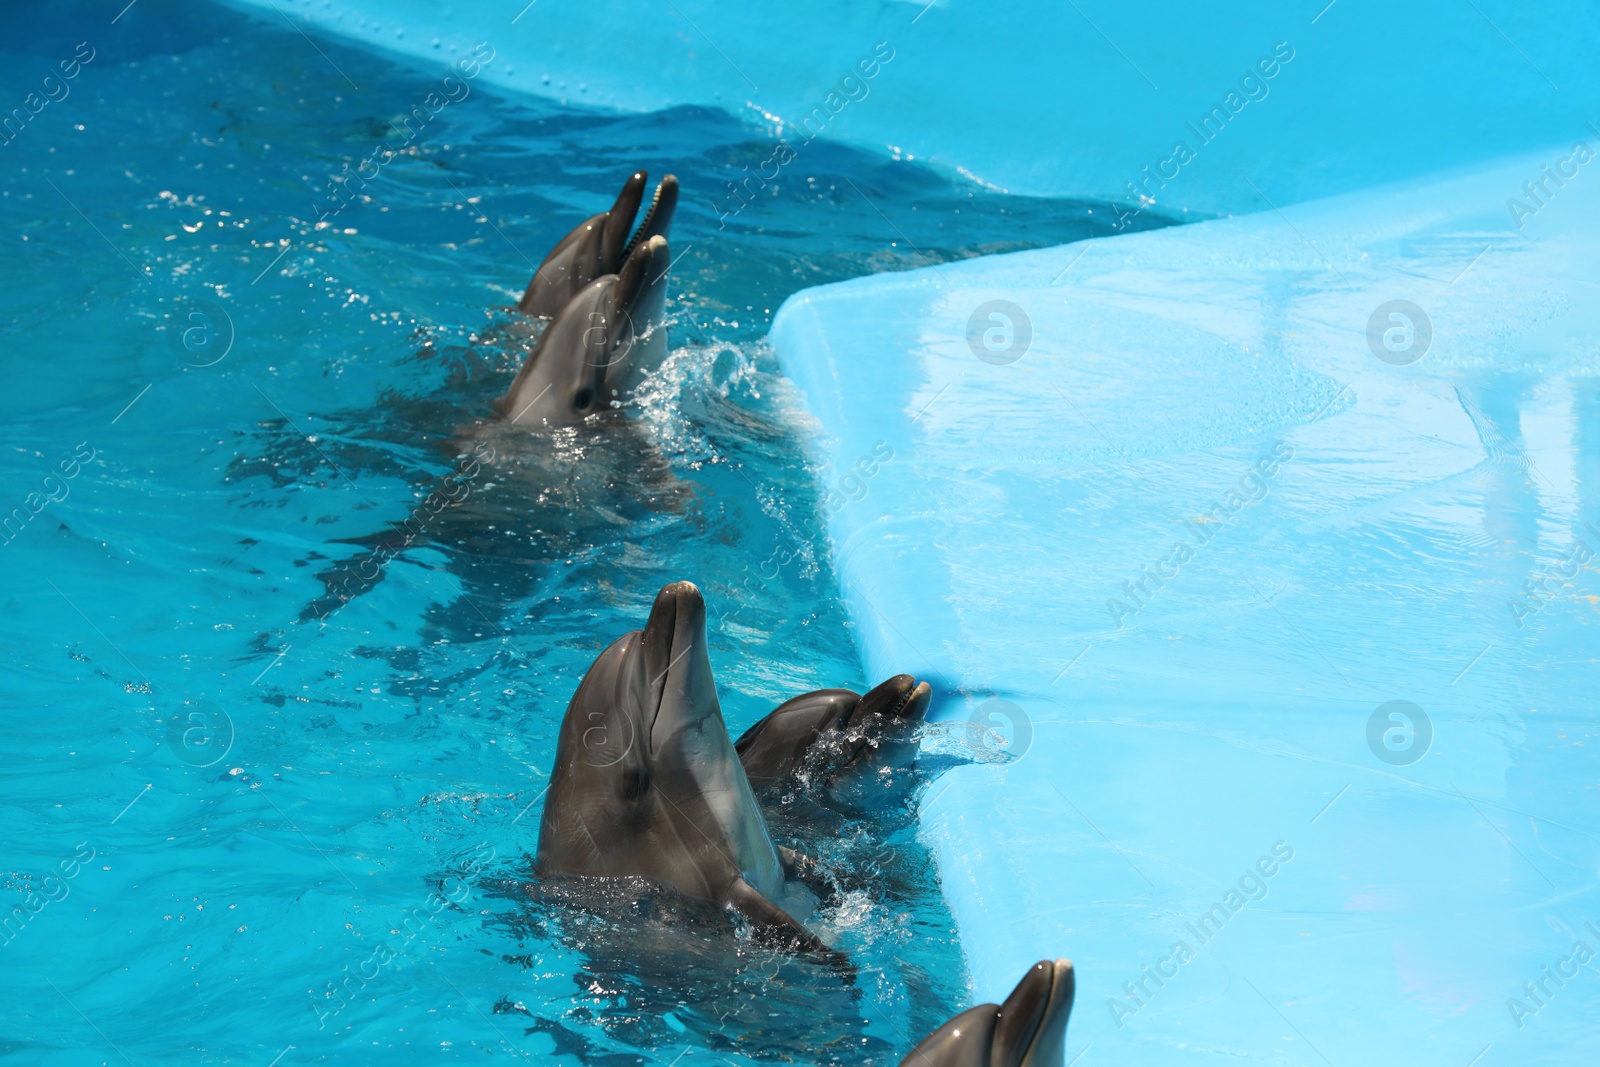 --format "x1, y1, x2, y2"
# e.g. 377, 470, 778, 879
0, 1, 1164, 1063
